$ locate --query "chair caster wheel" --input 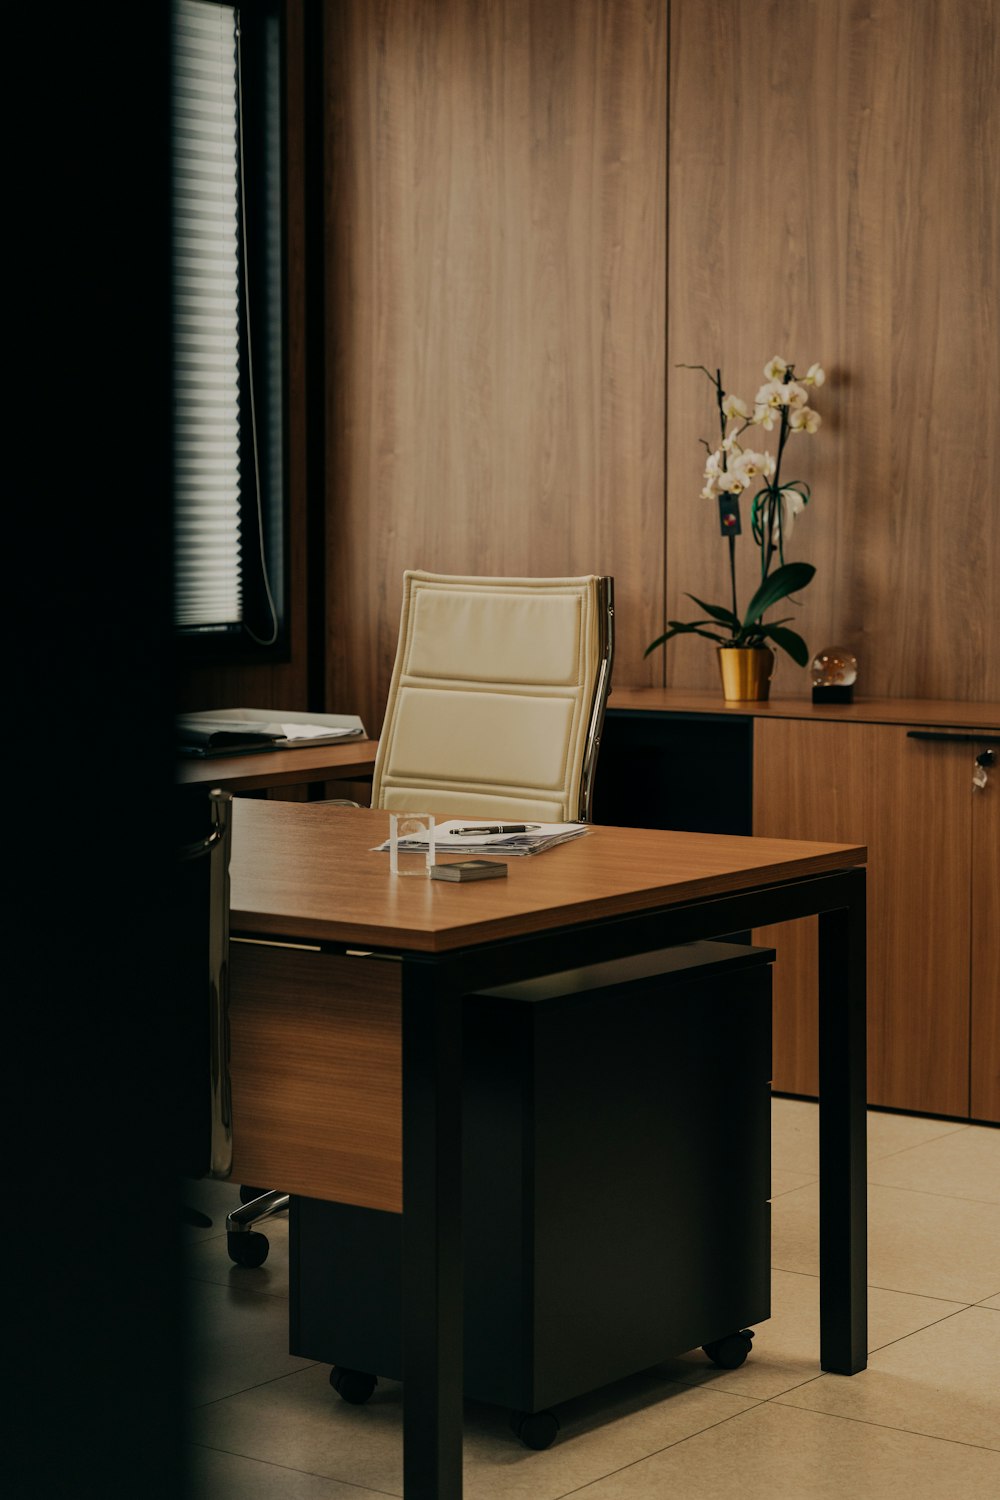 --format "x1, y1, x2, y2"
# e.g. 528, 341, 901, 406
226, 1230, 270, 1267
702, 1329, 754, 1369
330, 1366, 377, 1404
509, 1407, 560, 1450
